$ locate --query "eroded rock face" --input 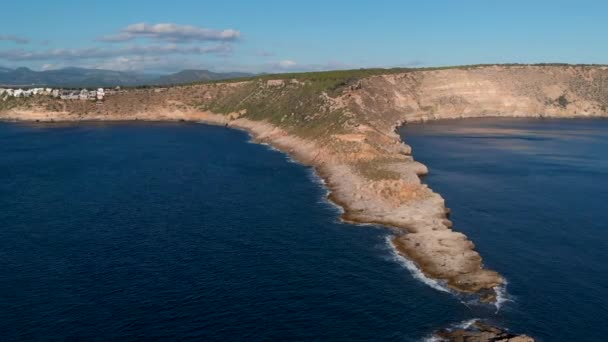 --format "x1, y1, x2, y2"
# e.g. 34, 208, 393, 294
434, 321, 534, 342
